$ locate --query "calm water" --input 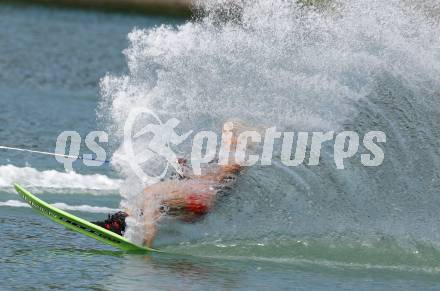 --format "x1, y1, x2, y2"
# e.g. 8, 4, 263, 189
1, 2, 440, 290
